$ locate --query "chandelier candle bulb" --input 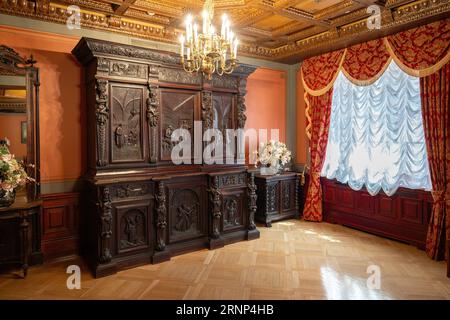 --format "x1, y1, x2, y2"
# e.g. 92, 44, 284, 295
193, 24, 198, 43
221, 14, 227, 37
179, 35, 185, 57
202, 10, 208, 34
